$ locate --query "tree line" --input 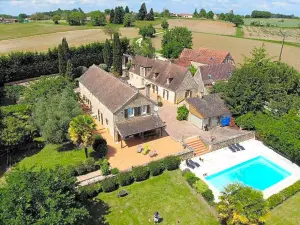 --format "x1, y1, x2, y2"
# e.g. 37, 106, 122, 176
251, 10, 298, 19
